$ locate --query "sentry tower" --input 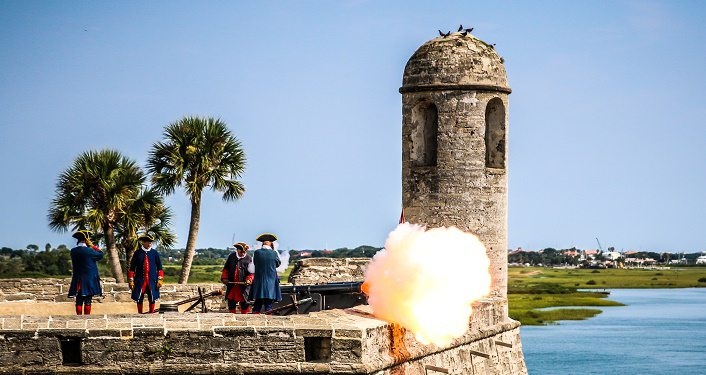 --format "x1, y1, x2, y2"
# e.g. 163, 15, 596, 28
400, 31, 511, 301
